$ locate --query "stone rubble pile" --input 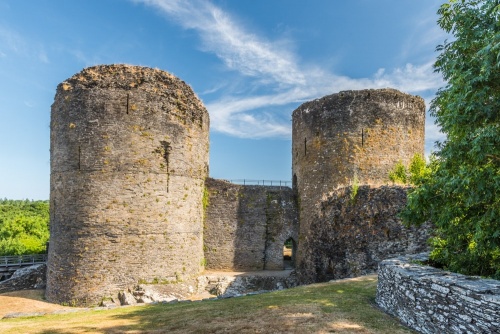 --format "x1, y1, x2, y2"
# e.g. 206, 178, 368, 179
197, 271, 298, 298
116, 285, 180, 306
0, 264, 46, 293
